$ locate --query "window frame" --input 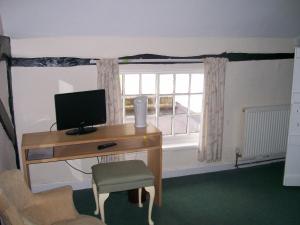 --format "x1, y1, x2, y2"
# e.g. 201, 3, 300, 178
119, 64, 203, 144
